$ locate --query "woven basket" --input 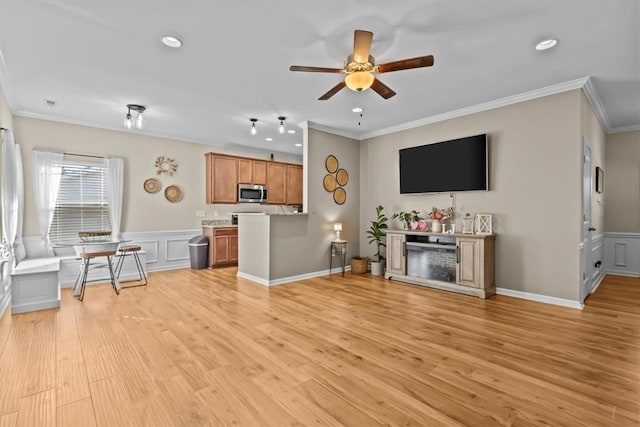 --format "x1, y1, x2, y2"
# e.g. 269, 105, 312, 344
350, 257, 368, 274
